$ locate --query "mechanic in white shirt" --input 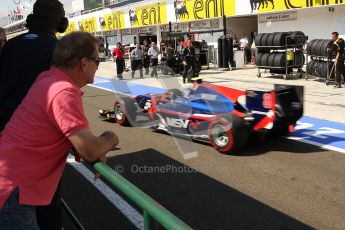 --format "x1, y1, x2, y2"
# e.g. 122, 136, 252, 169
240, 33, 249, 64
148, 42, 160, 78
131, 43, 144, 78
